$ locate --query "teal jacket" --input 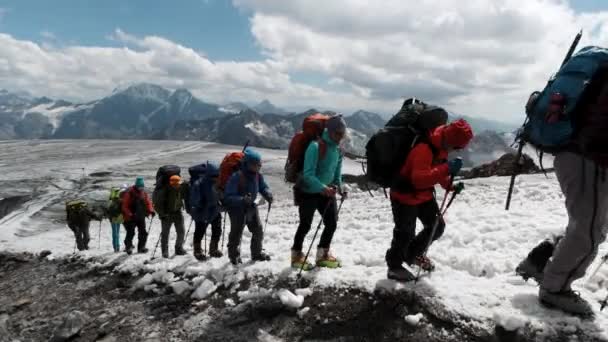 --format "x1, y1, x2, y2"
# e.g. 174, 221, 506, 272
301, 130, 343, 194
